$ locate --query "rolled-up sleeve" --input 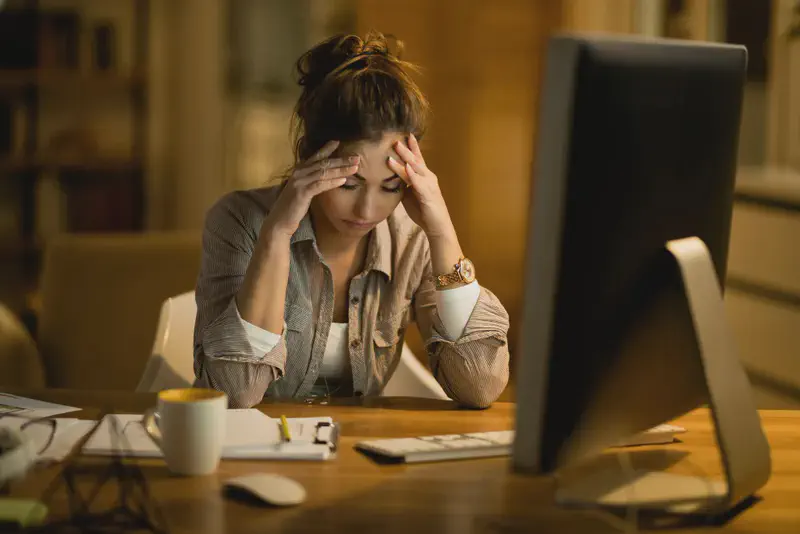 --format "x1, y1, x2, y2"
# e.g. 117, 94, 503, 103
193, 193, 285, 408
413, 244, 510, 409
